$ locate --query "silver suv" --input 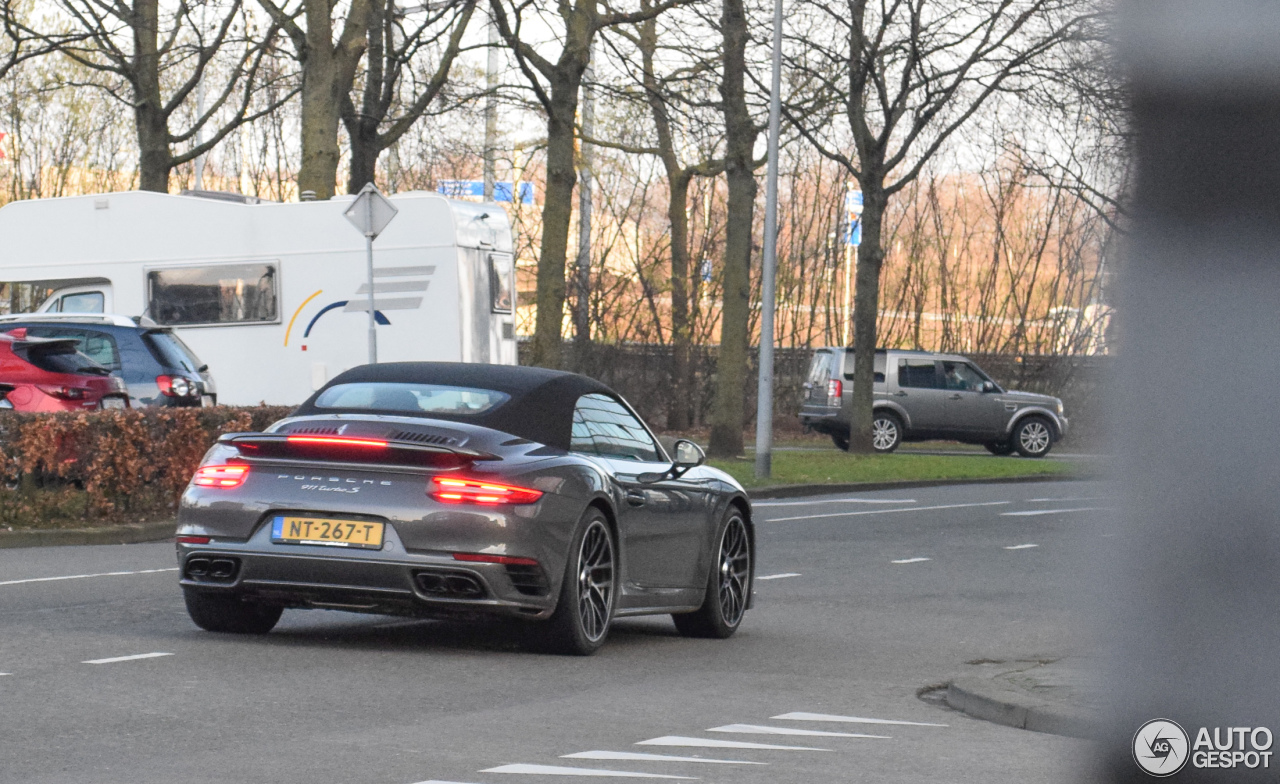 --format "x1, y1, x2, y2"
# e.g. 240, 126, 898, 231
799, 348, 1068, 457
